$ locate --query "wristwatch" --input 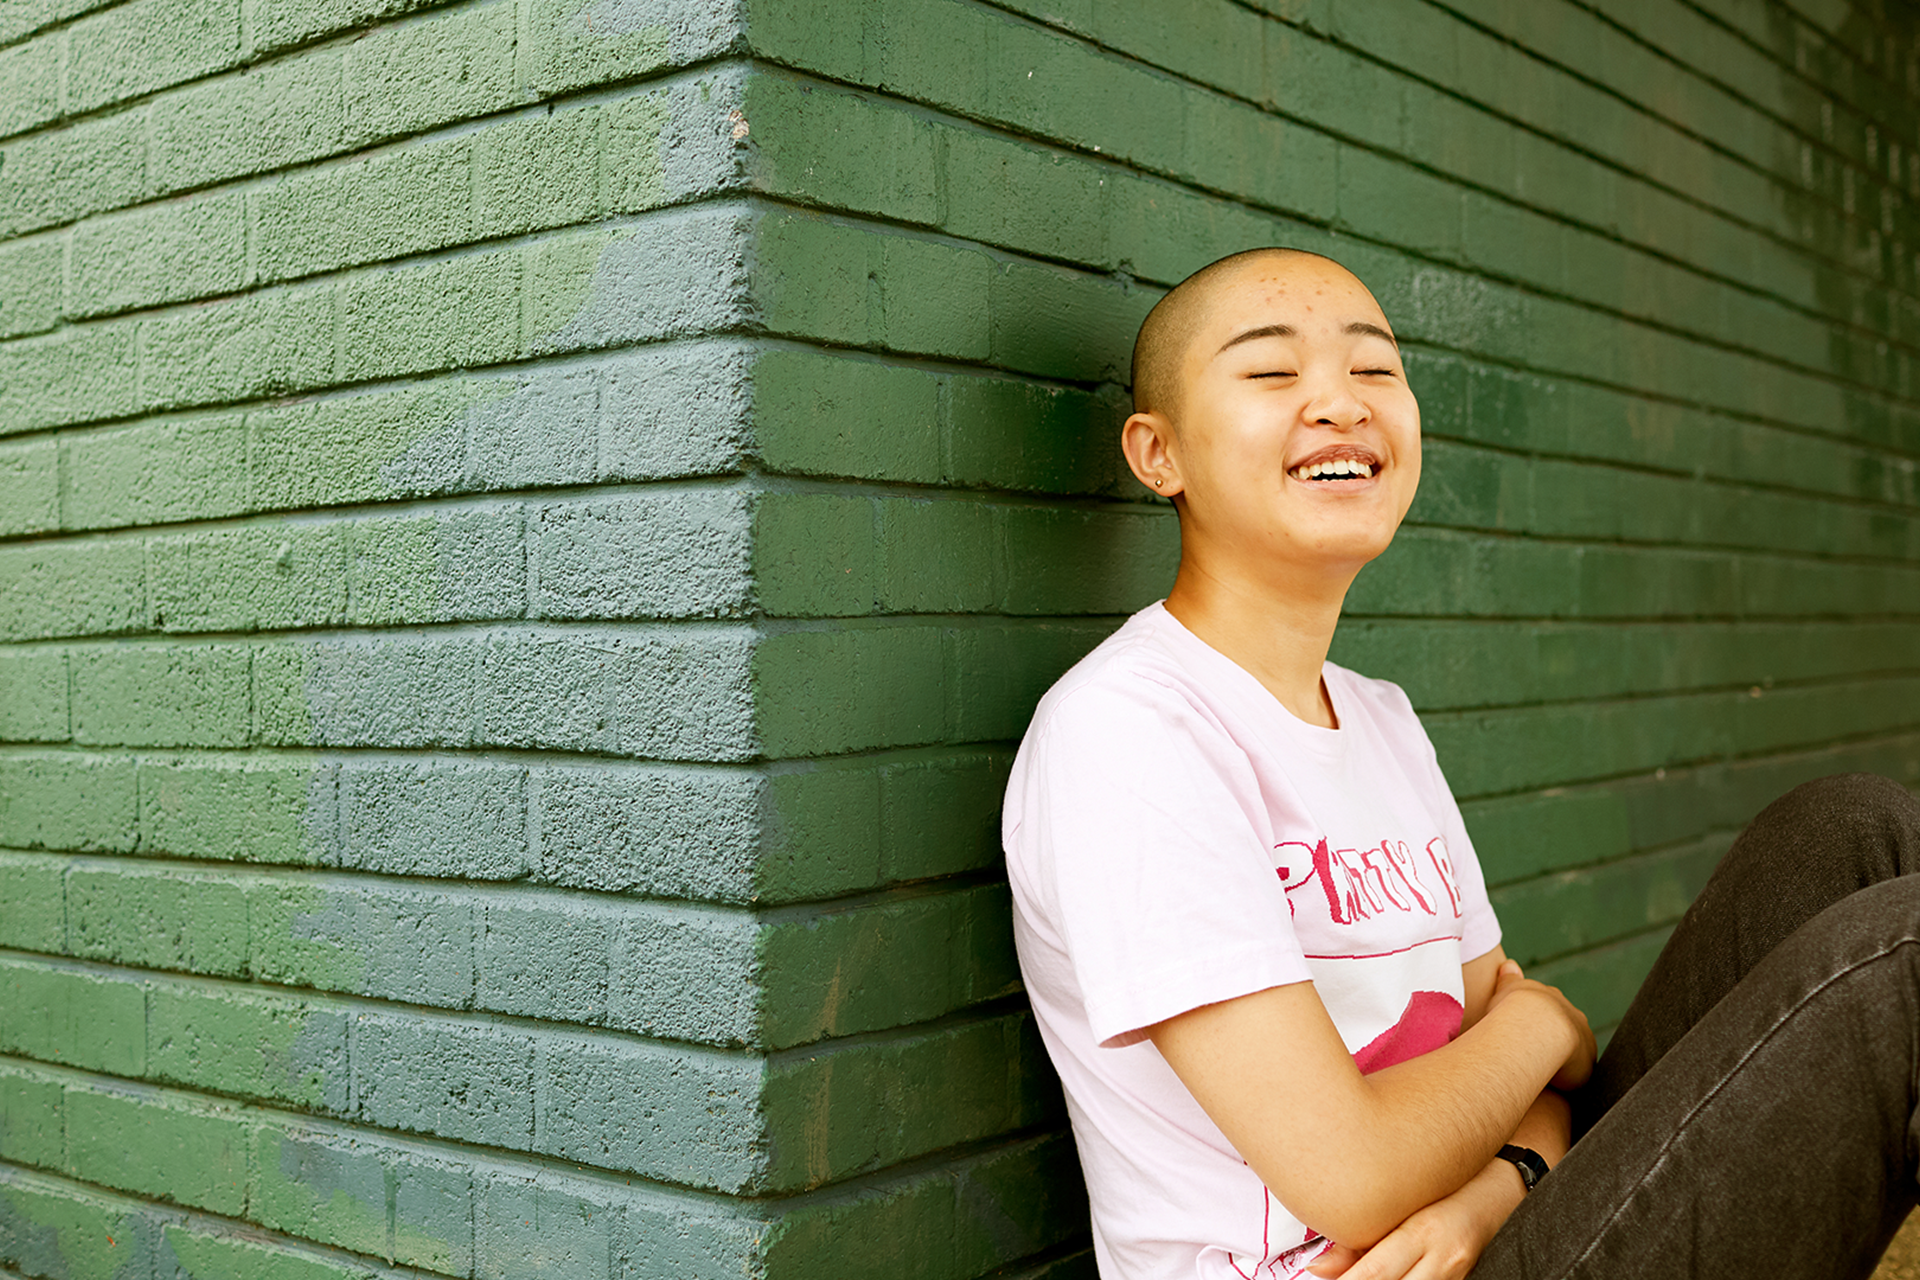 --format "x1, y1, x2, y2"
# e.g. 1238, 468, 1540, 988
1495, 1144, 1549, 1193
